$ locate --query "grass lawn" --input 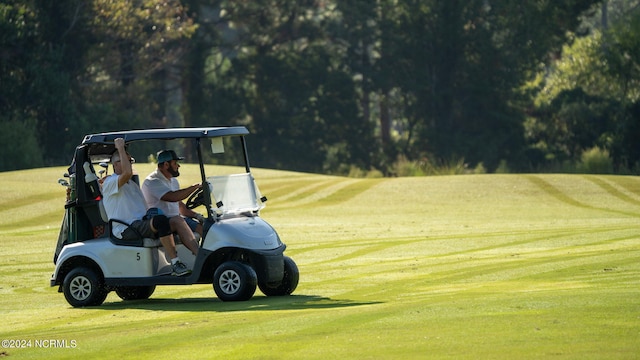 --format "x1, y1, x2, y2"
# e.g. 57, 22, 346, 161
0, 165, 638, 359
